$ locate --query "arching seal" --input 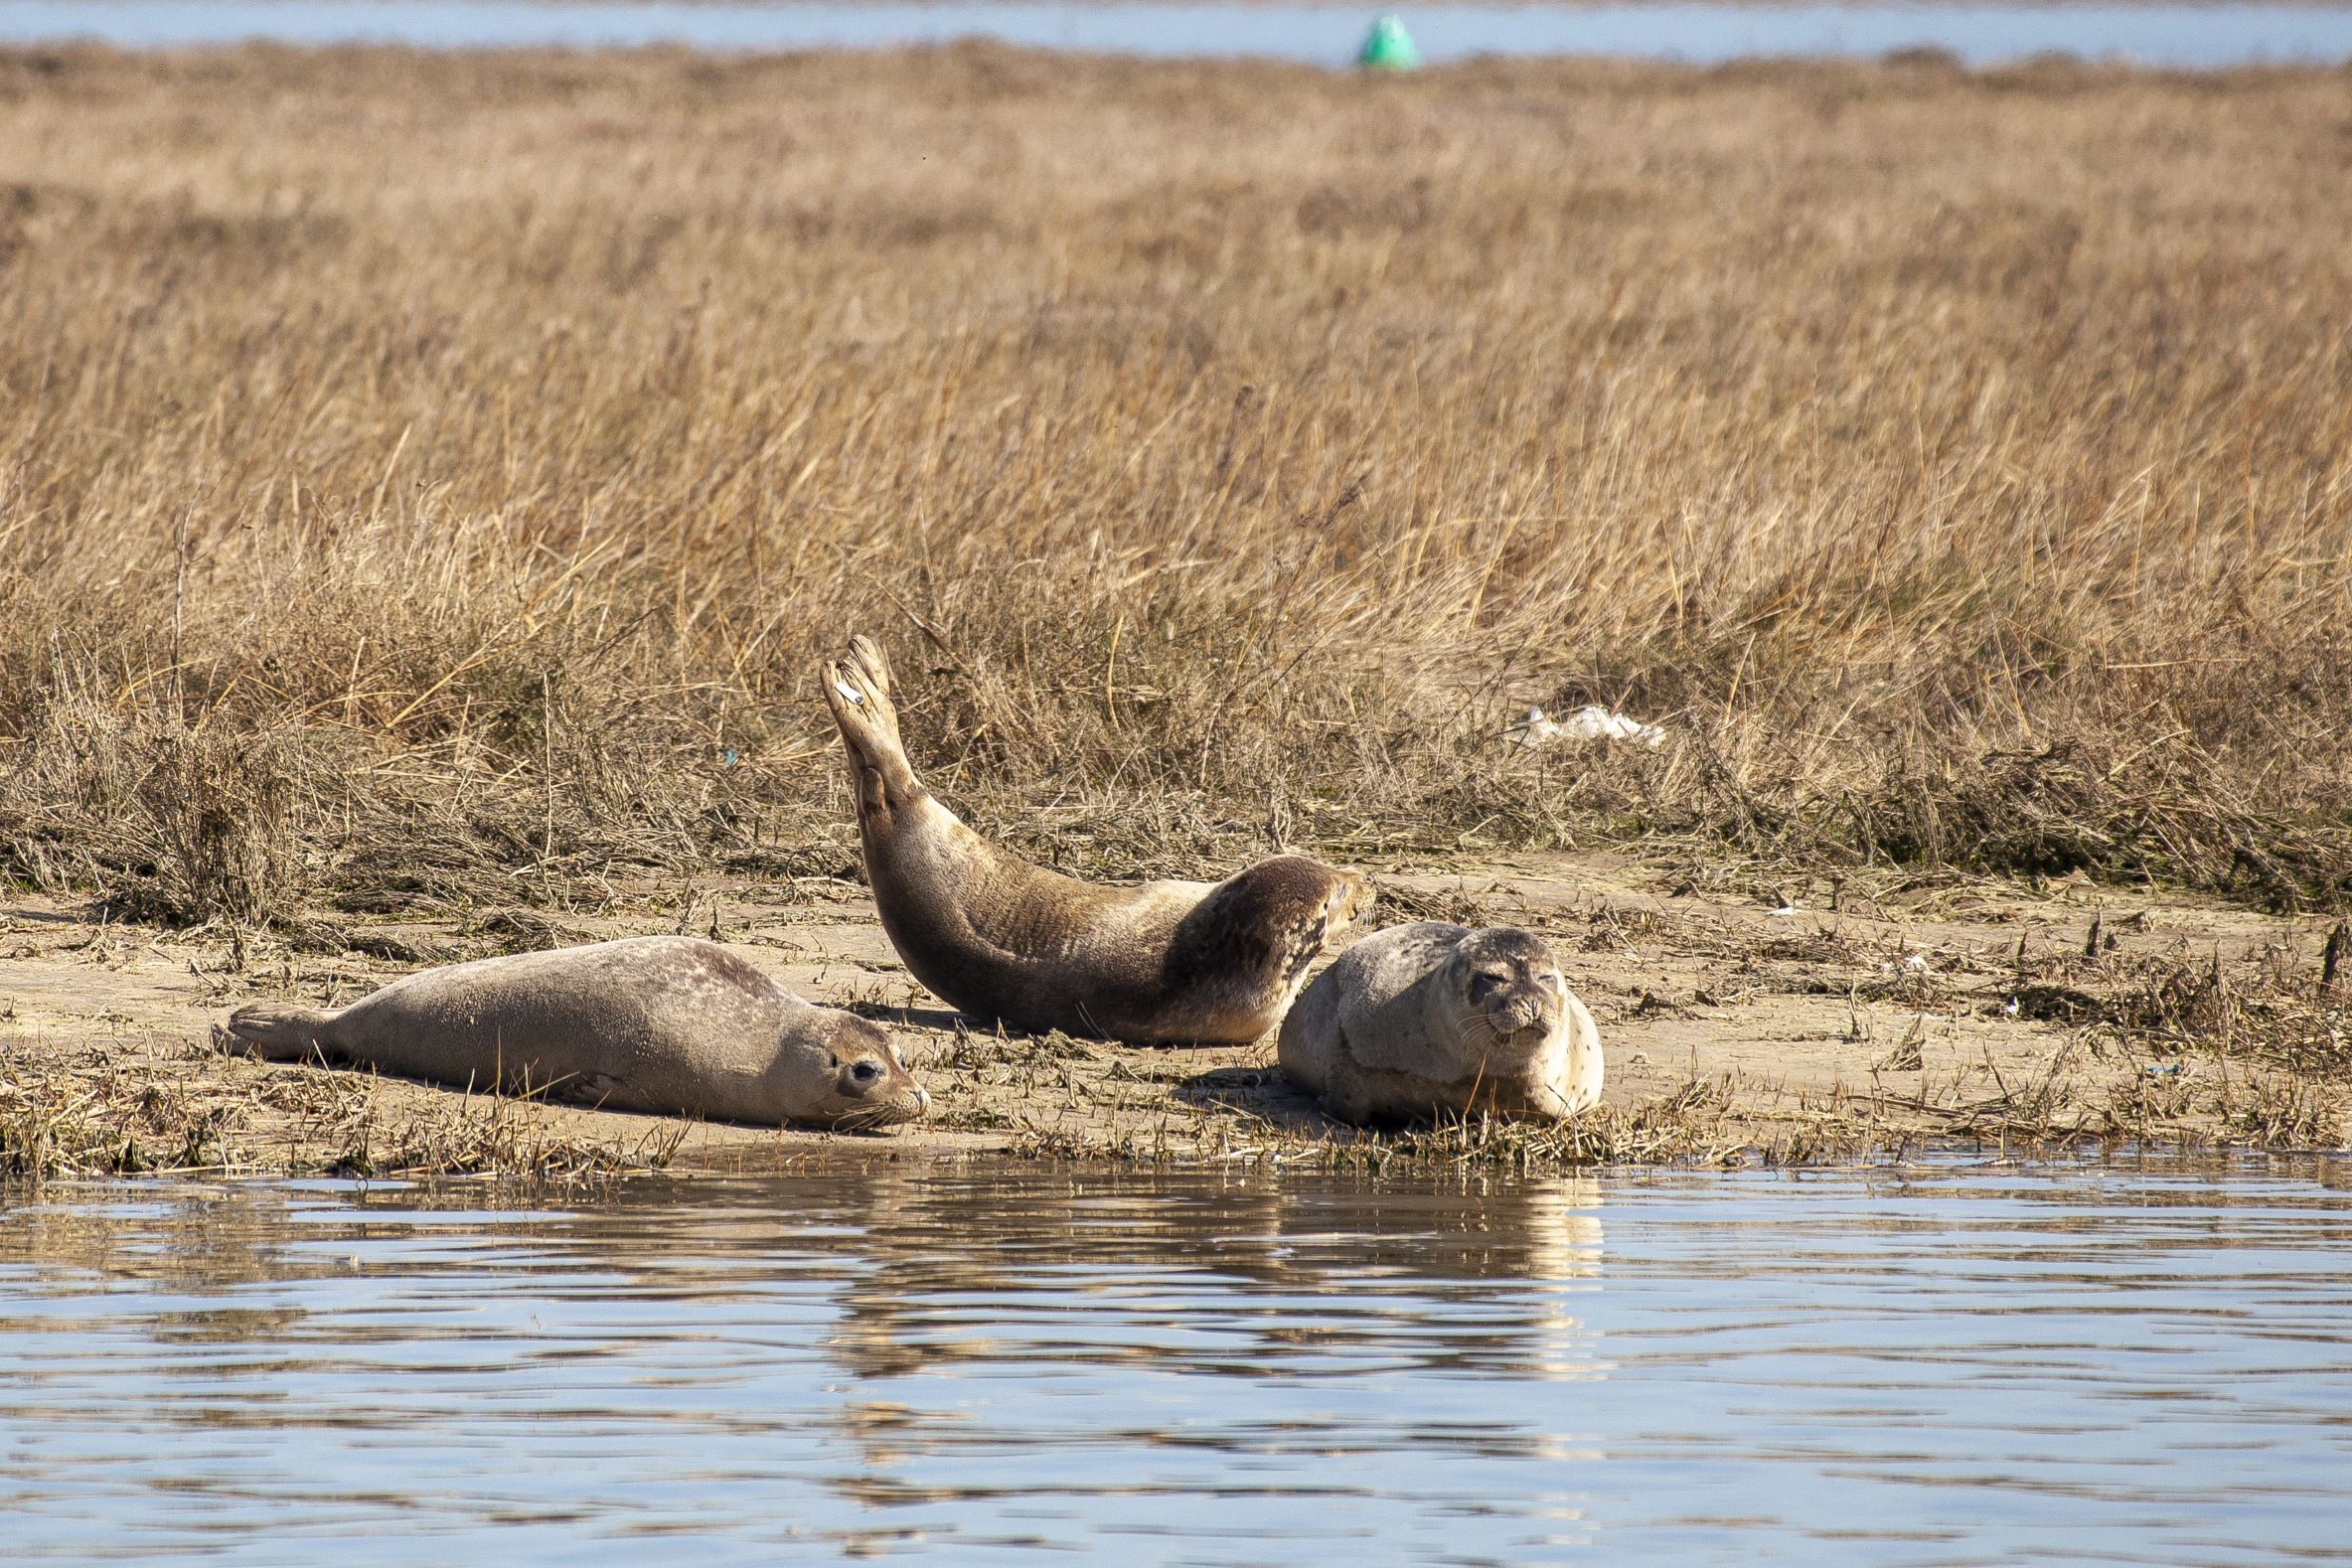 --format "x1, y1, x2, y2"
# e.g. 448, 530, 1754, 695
1278, 922, 1602, 1125
218, 936, 929, 1130
819, 635, 1371, 1044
